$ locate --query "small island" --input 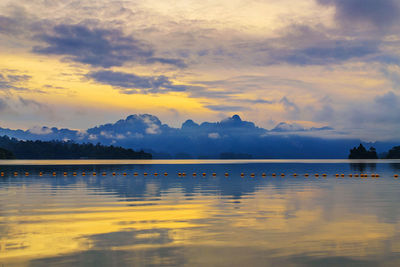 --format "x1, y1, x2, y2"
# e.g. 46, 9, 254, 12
348, 144, 378, 159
